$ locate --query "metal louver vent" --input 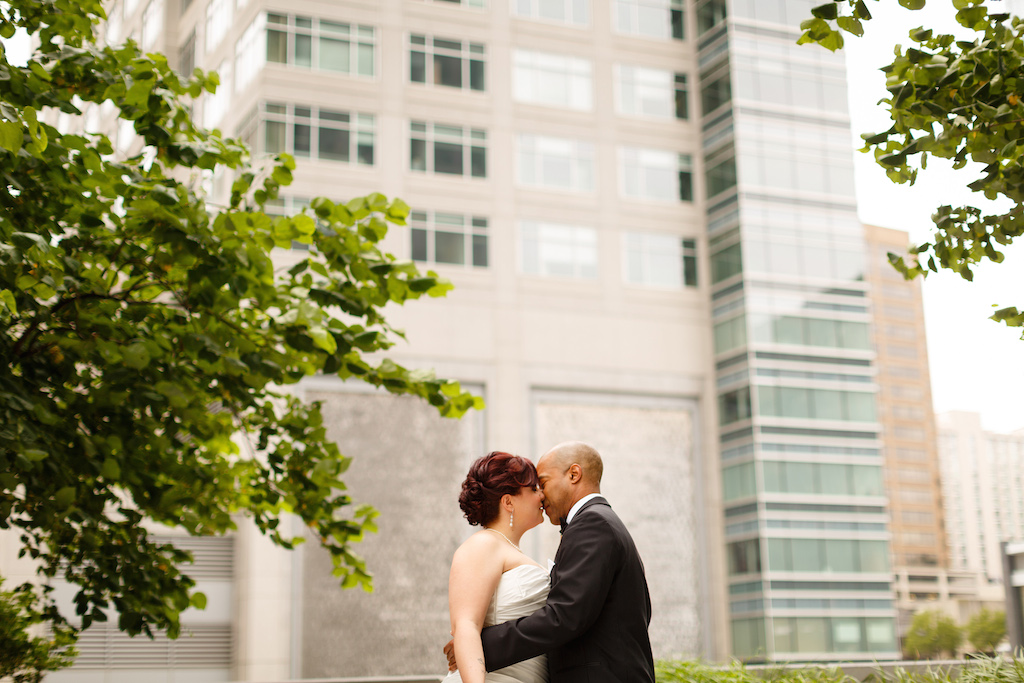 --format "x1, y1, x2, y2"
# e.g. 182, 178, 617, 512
71, 625, 233, 669
153, 535, 235, 580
